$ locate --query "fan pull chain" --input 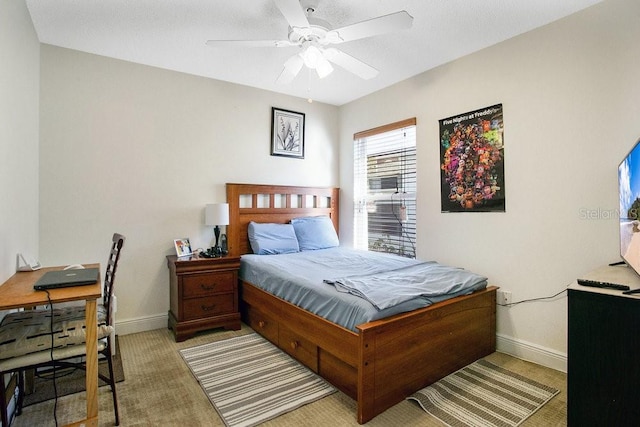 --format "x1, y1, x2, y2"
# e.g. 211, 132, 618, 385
307, 67, 313, 103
